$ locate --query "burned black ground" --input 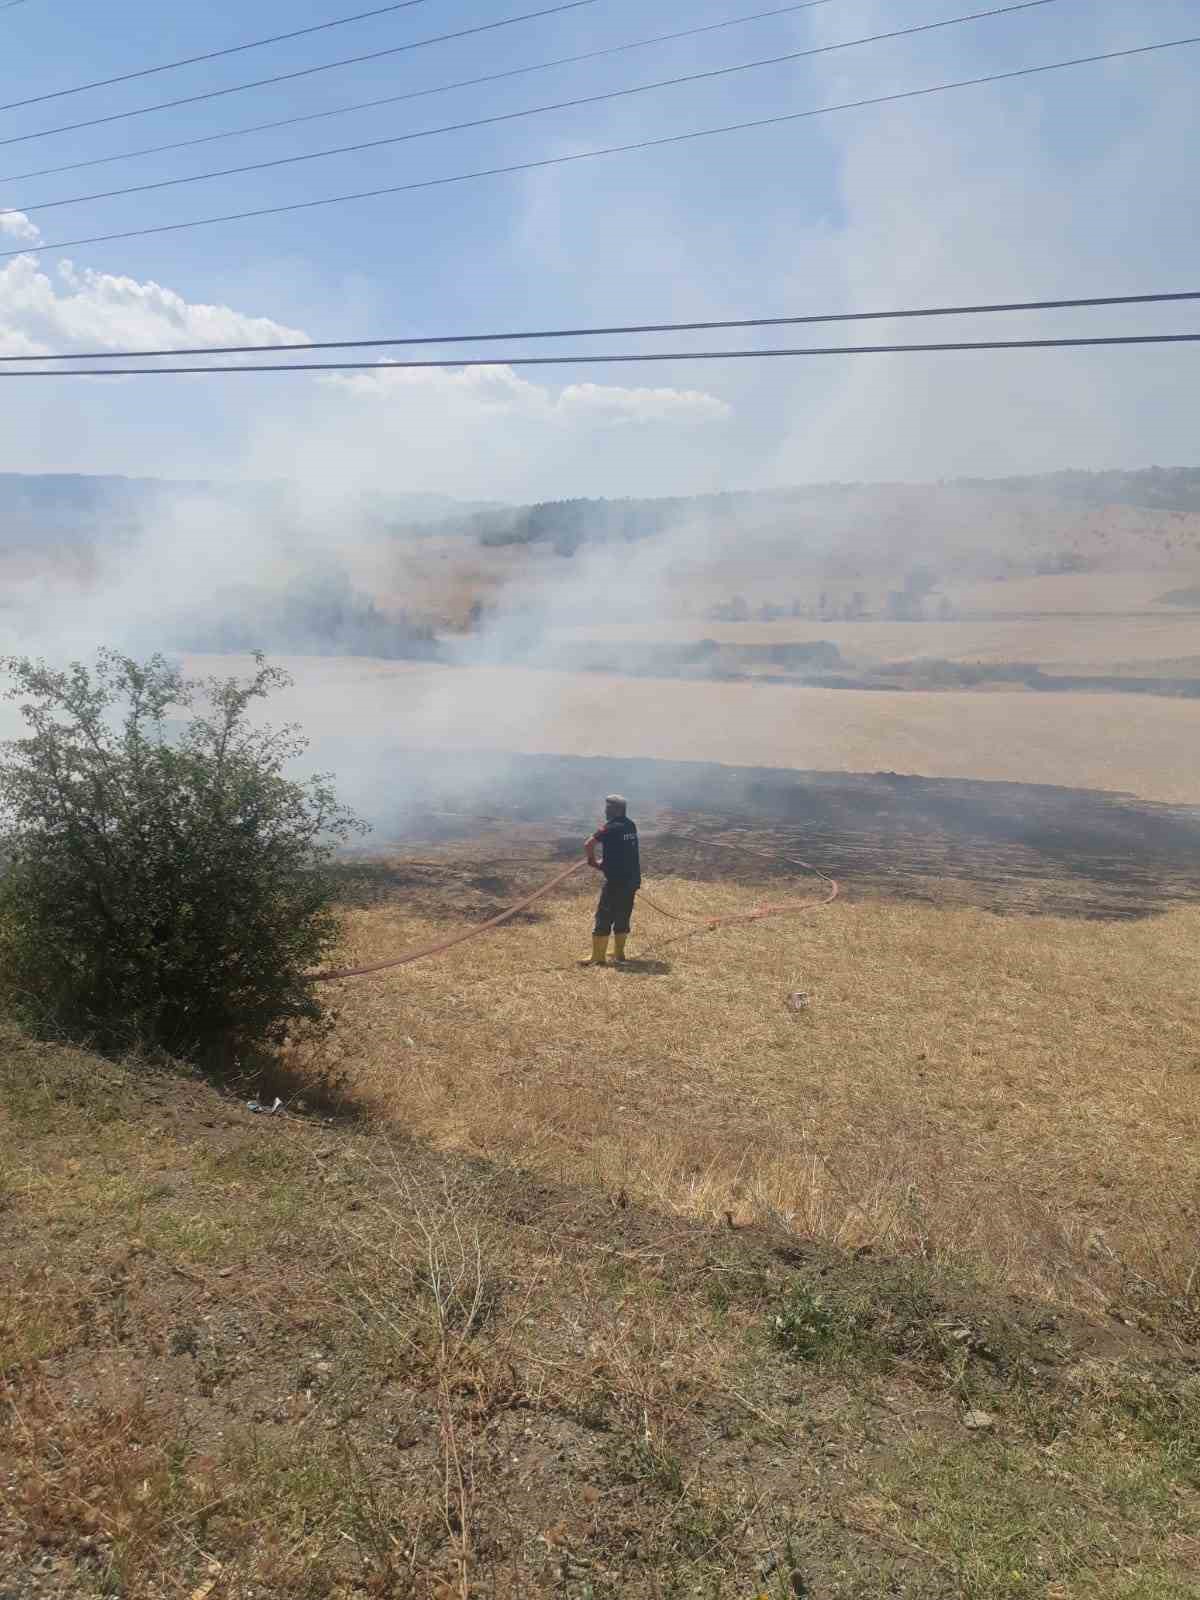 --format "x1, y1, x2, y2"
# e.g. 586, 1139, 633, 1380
335, 750, 1200, 921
